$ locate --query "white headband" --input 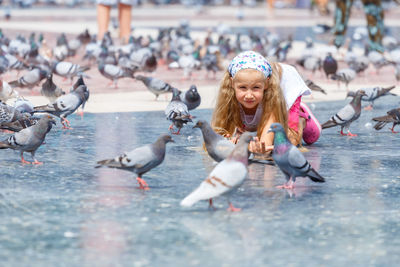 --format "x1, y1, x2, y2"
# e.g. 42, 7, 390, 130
228, 51, 272, 78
